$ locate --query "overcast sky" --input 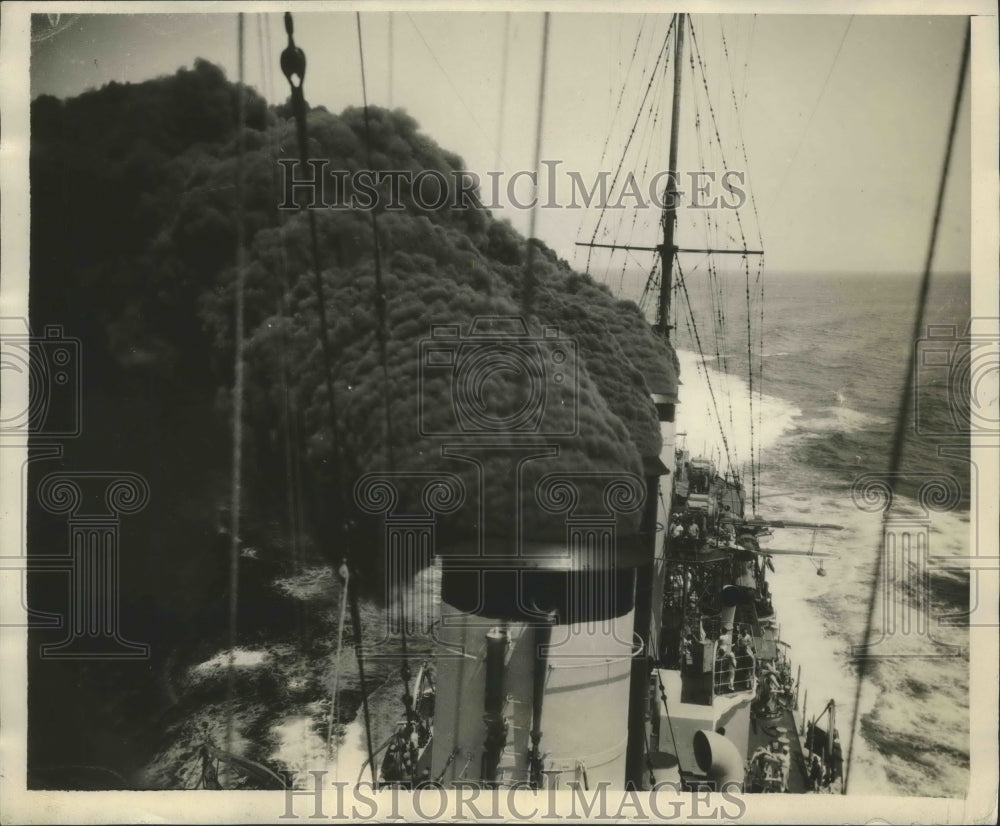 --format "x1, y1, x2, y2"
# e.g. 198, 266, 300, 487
28, 6, 971, 280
